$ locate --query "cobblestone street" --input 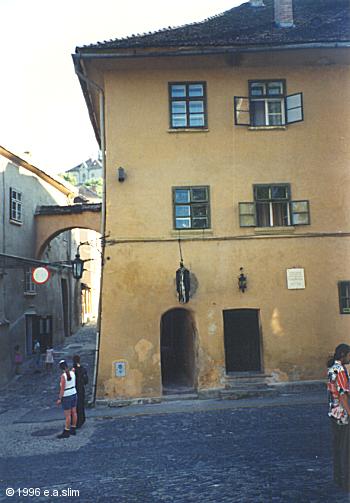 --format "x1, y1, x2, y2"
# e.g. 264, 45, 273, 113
0, 324, 349, 503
